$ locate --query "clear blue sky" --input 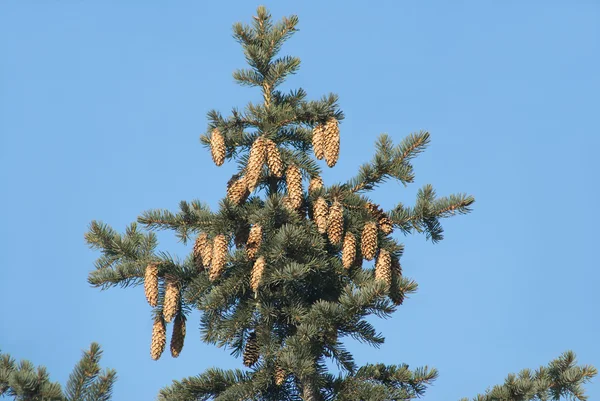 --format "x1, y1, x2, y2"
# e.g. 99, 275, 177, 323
1, 1, 598, 400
